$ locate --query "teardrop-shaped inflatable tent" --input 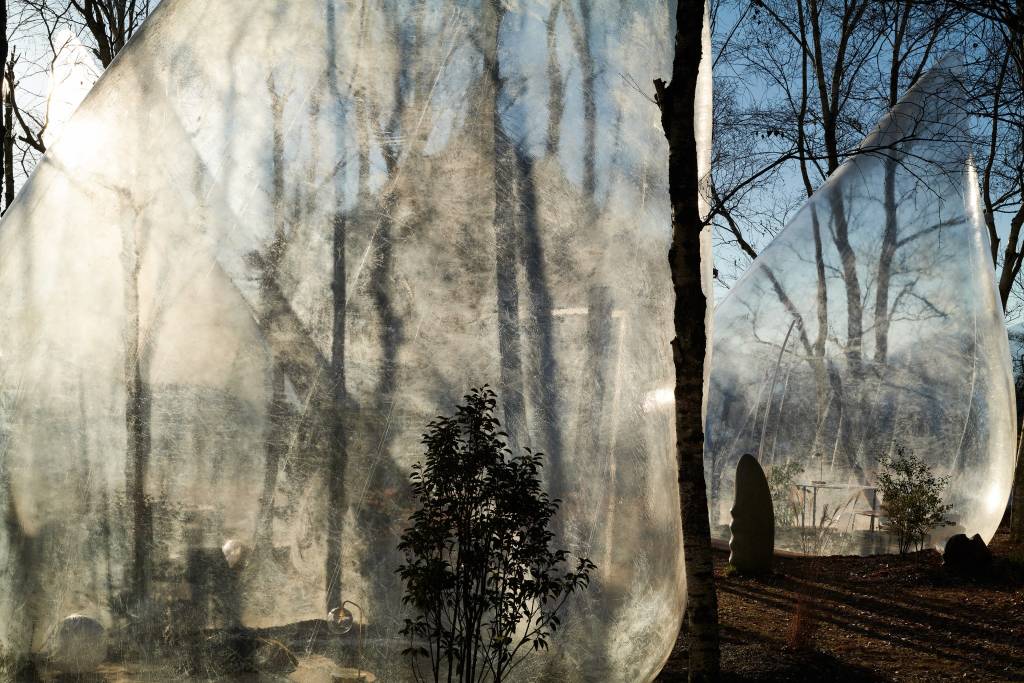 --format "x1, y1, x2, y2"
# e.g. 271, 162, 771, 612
706, 56, 1016, 556
0, 1, 705, 680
